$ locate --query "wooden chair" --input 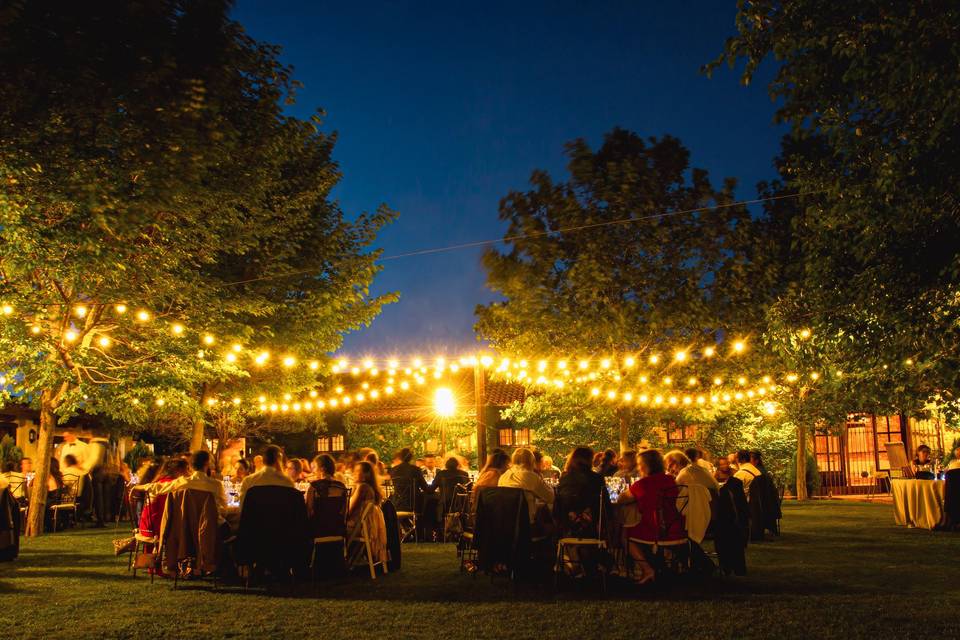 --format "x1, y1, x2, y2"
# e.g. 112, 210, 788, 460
389, 477, 418, 543
51, 479, 81, 531
555, 485, 608, 592
867, 471, 890, 501
627, 488, 690, 579
346, 502, 388, 580
308, 491, 349, 584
